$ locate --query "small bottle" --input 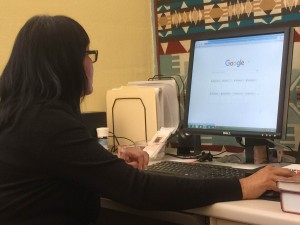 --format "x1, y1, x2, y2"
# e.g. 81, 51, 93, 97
96, 127, 109, 150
